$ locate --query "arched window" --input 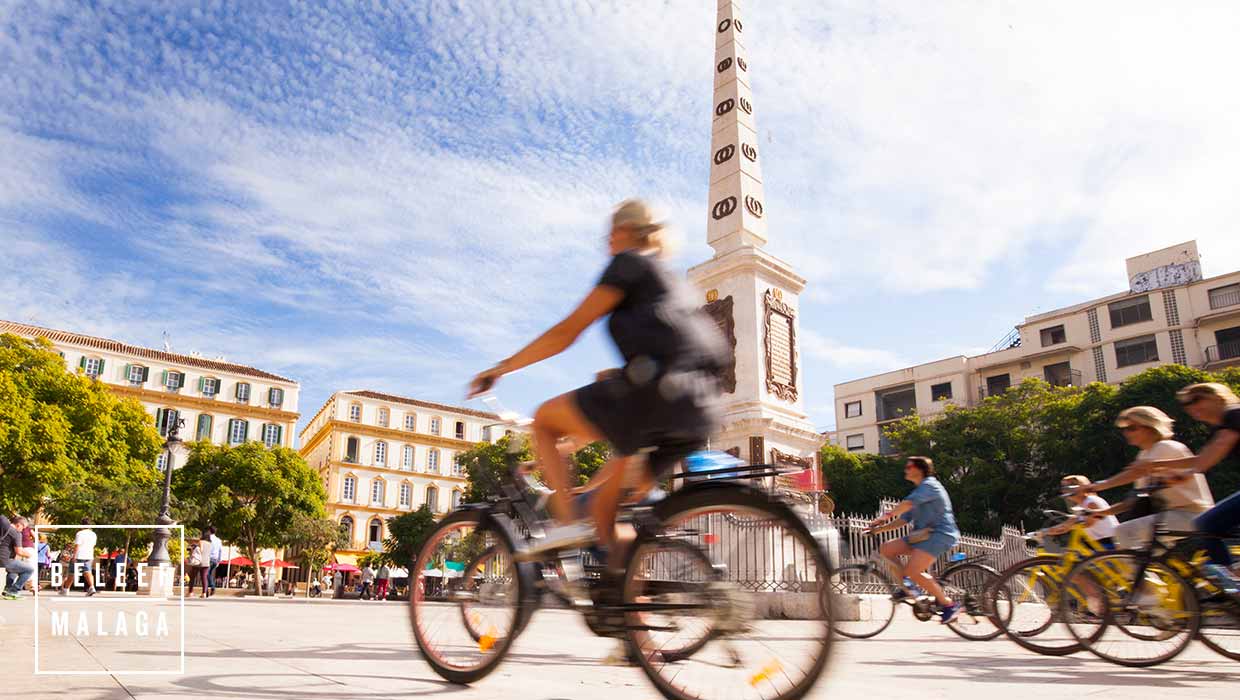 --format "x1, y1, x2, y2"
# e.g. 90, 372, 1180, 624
368, 518, 383, 545
342, 476, 357, 503
377, 407, 389, 427
427, 448, 440, 473
199, 377, 220, 397
371, 478, 385, 505
429, 417, 442, 435
125, 364, 149, 385
196, 414, 214, 441
425, 486, 439, 512
344, 437, 359, 463
399, 482, 412, 508
451, 490, 462, 511
374, 441, 387, 466
402, 445, 414, 469
339, 516, 354, 542
261, 423, 283, 448
348, 403, 362, 422
404, 413, 417, 431
227, 418, 247, 444
455, 421, 466, 440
